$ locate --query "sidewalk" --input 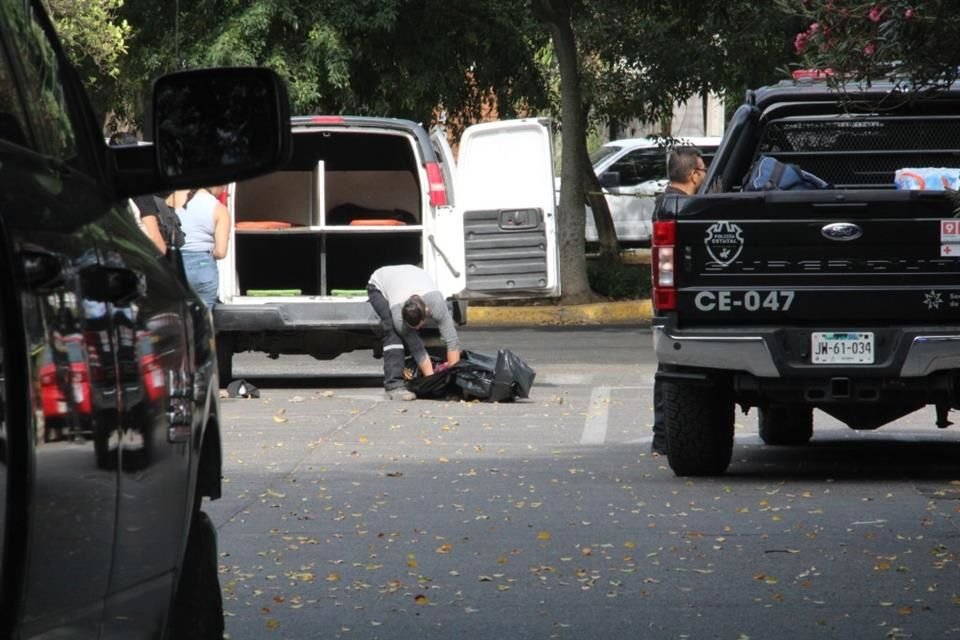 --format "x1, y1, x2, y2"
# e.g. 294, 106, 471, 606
468, 299, 653, 327
468, 249, 653, 327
